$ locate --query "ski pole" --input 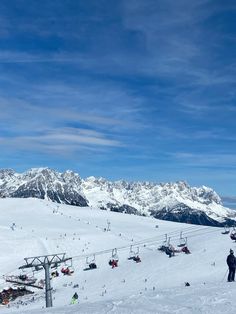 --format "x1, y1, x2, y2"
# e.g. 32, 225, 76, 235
221, 269, 228, 282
